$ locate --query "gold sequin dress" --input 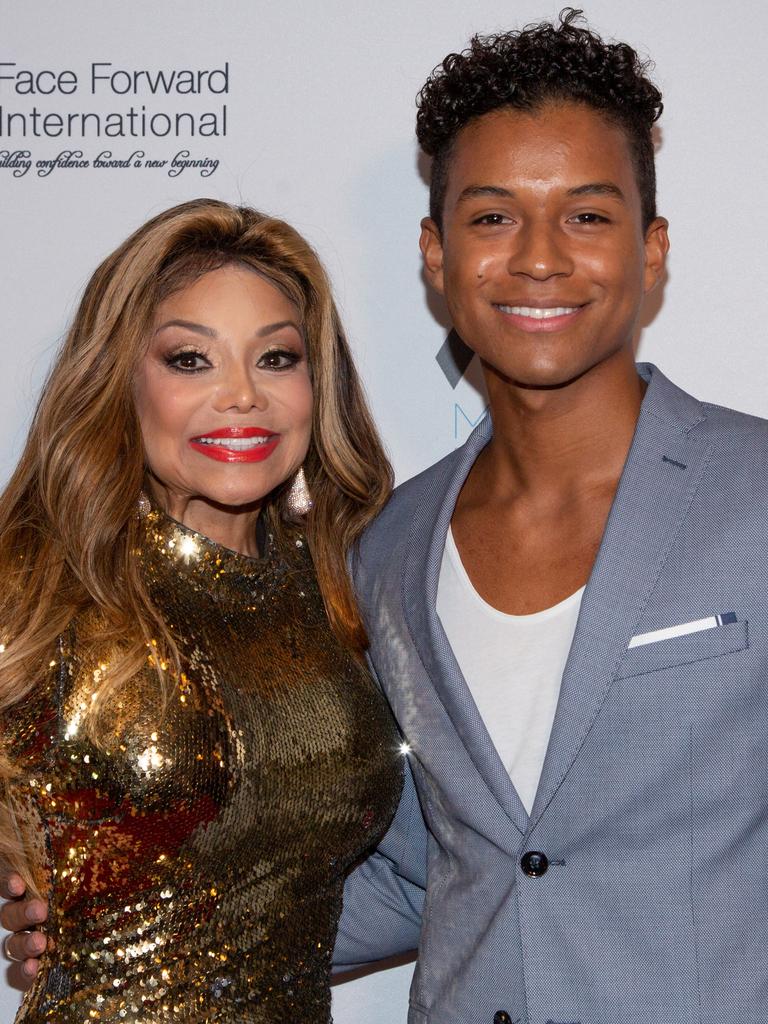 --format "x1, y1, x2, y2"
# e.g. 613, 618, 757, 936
2, 508, 403, 1023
